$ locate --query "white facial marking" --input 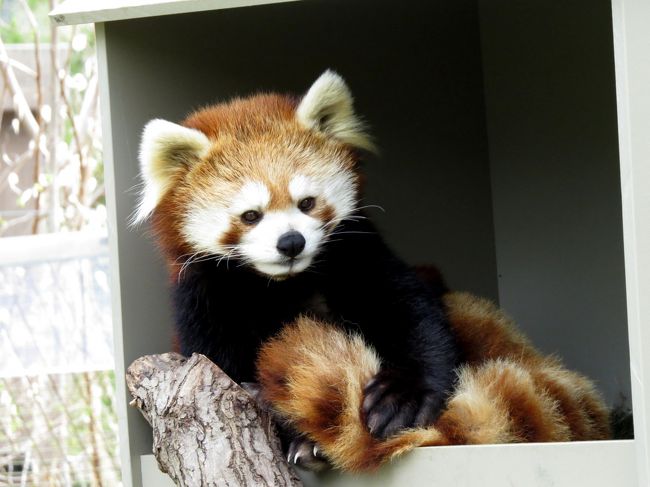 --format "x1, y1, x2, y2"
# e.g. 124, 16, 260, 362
237, 171, 358, 278
181, 180, 270, 255
239, 208, 324, 278
180, 170, 357, 280
182, 204, 230, 254
230, 181, 271, 215
322, 171, 357, 224
289, 174, 319, 202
